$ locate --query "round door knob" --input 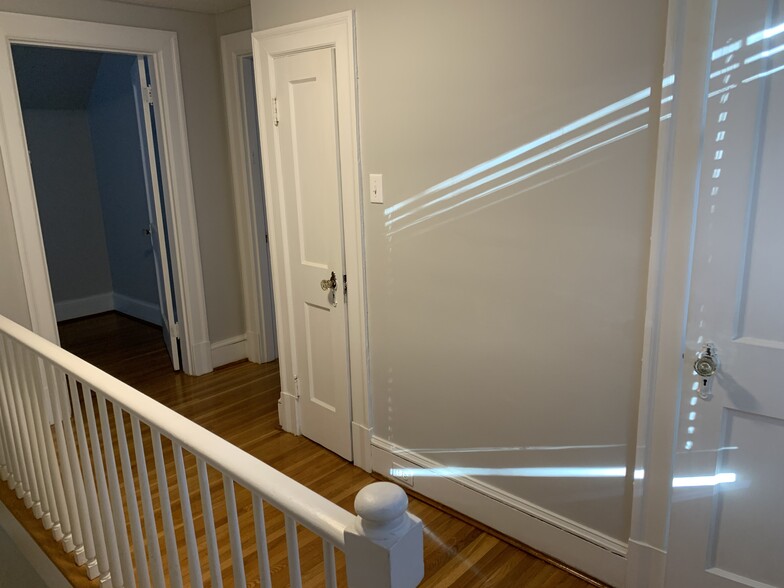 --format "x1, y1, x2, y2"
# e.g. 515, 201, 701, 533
694, 355, 717, 378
